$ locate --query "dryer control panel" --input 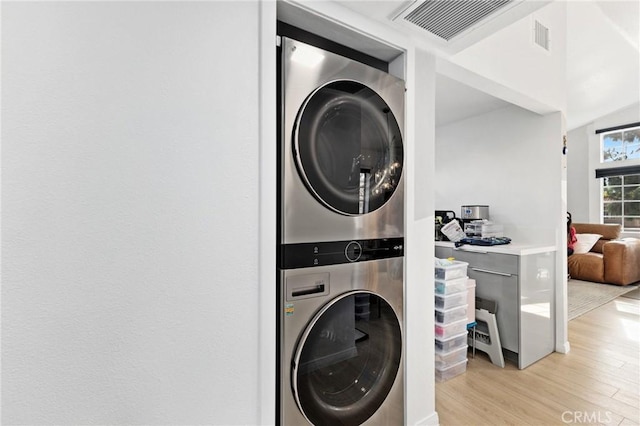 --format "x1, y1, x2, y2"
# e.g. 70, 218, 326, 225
280, 238, 404, 269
